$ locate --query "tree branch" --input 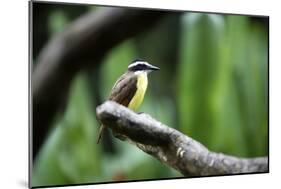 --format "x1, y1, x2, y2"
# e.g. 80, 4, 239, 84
96, 101, 268, 176
32, 7, 170, 158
